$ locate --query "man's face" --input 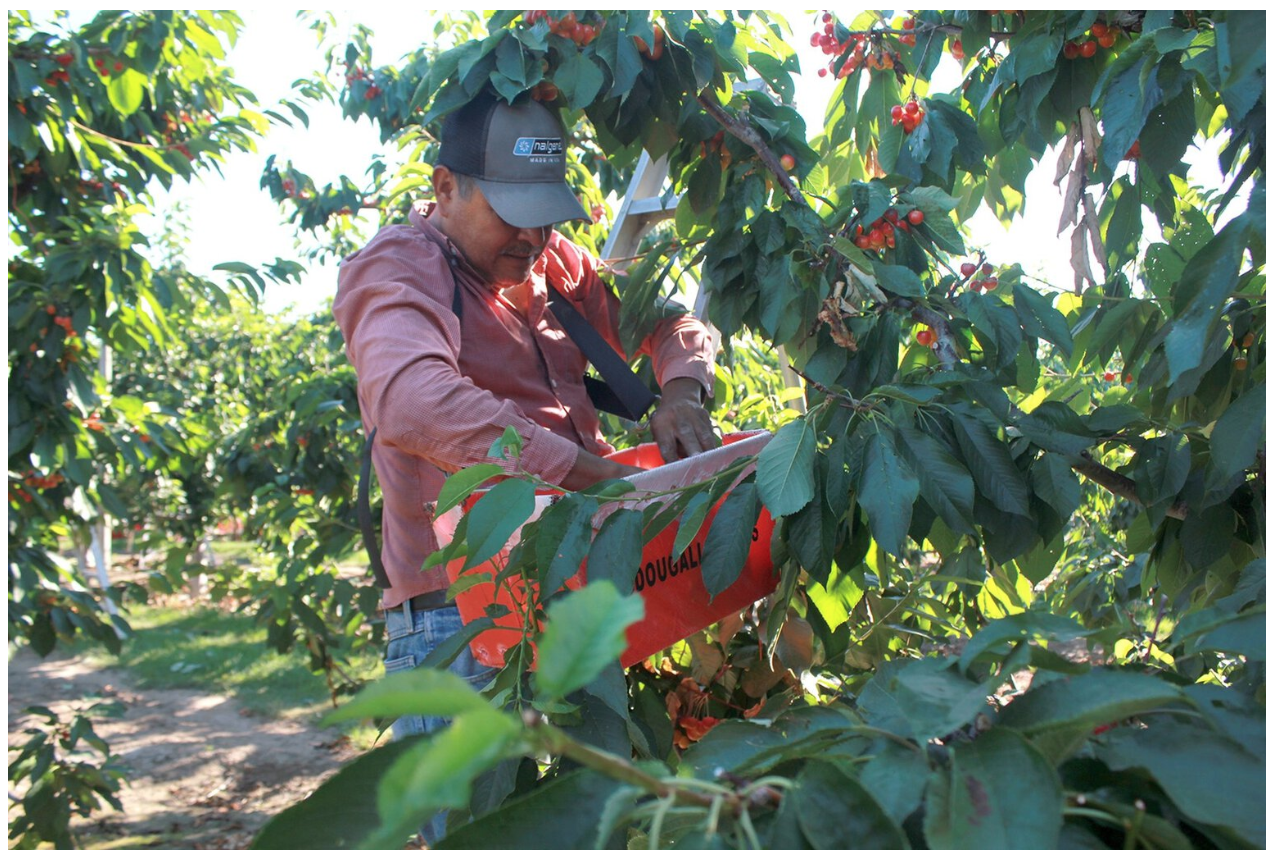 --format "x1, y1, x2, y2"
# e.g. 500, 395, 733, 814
433, 170, 552, 289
